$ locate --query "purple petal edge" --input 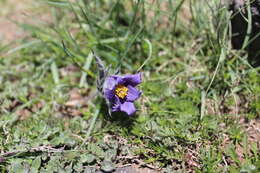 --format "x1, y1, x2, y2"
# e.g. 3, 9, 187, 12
120, 101, 136, 115
122, 73, 142, 86
126, 85, 141, 102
